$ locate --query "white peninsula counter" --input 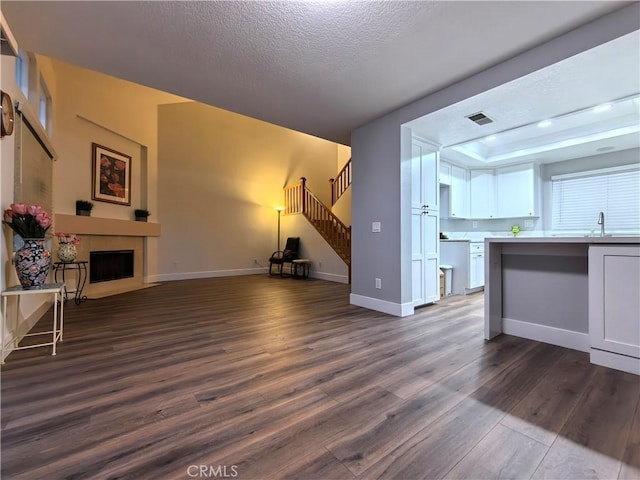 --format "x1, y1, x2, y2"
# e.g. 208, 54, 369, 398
484, 237, 640, 374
